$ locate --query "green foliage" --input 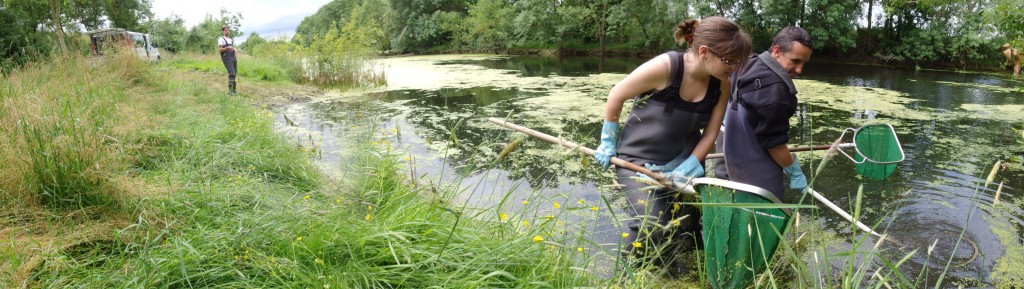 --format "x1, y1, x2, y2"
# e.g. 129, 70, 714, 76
181, 8, 243, 54
0, 4, 52, 72
987, 0, 1024, 48
804, 0, 860, 51
239, 32, 266, 51
143, 14, 188, 53
294, 0, 362, 46
451, 0, 514, 51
